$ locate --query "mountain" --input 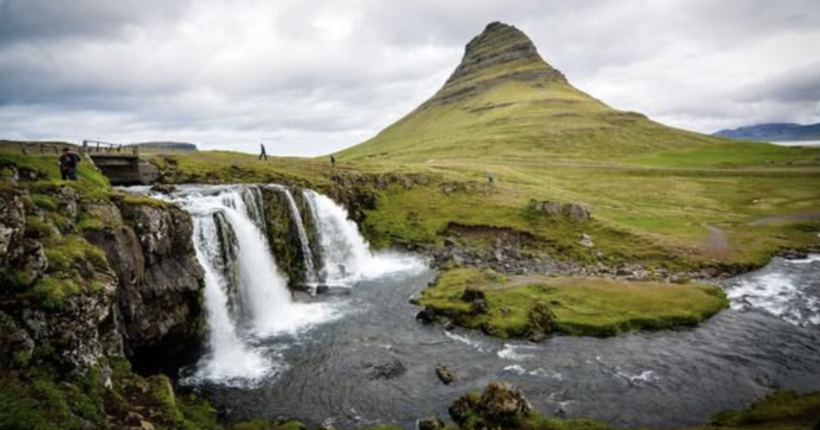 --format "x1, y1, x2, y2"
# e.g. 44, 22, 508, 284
714, 122, 820, 142
130, 141, 199, 151
337, 22, 719, 163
